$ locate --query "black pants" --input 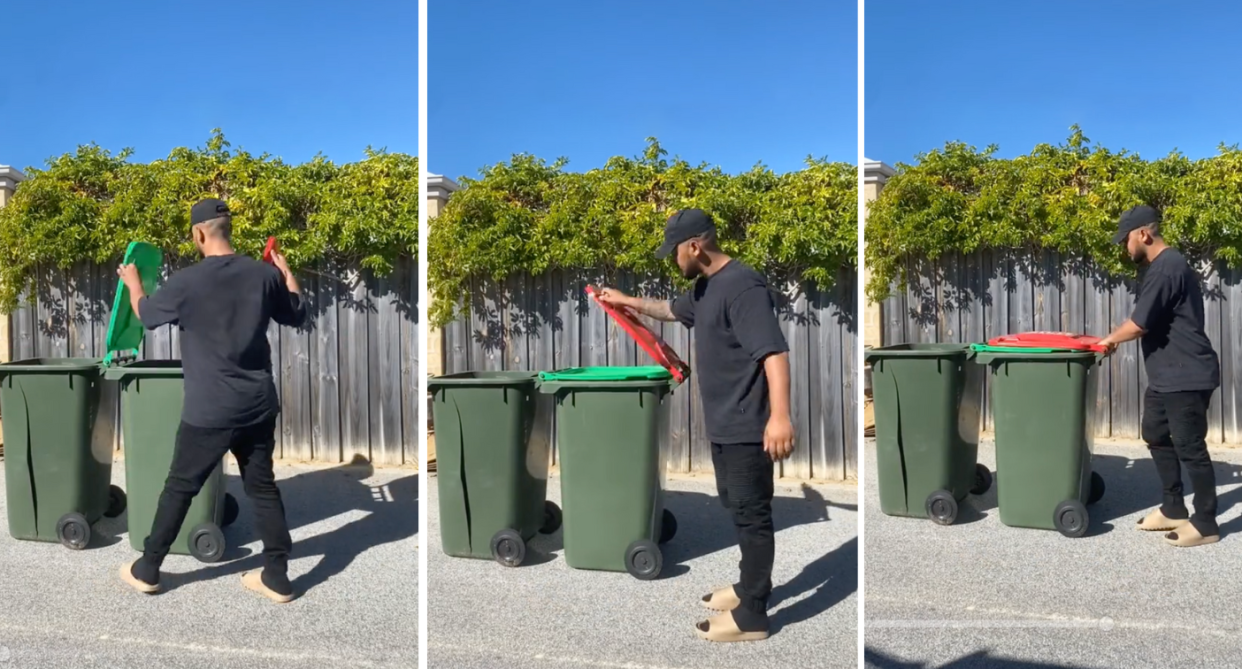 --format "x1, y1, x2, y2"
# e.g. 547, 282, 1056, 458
1141, 388, 1219, 536
133, 417, 293, 594
711, 442, 775, 632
